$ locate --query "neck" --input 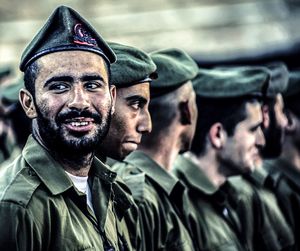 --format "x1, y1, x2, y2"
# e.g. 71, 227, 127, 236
186, 151, 226, 188
281, 137, 300, 171
32, 121, 93, 177
139, 131, 181, 172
